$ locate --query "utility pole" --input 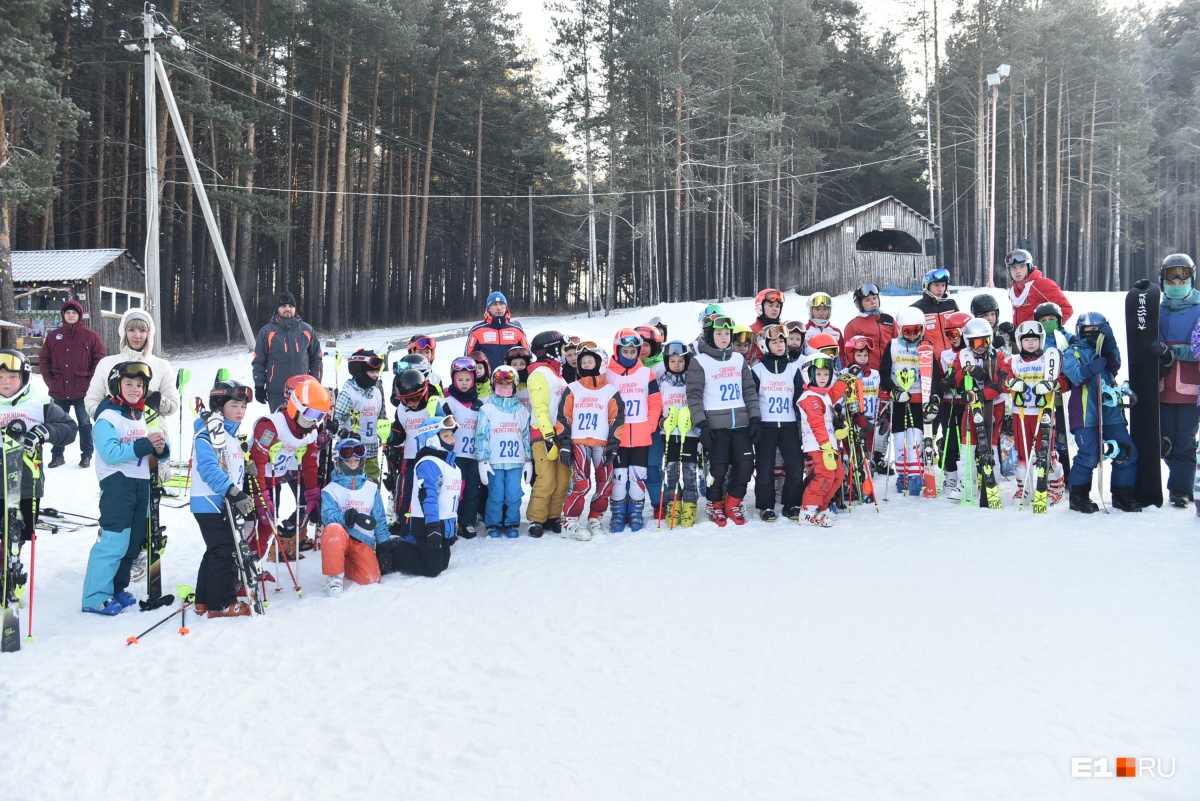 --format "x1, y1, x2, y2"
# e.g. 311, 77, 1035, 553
527, 186, 534, 312
985, 65, 1010, 288
141, 7, 161, 352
